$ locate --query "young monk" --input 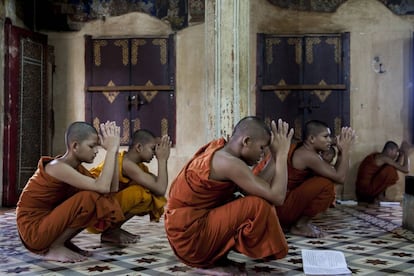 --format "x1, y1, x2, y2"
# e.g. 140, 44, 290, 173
356, 140, 411, 204
270, 120, 355, 238
164, 116, 294, 271
16, 121, 127, 263
89, 129, 171, 238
